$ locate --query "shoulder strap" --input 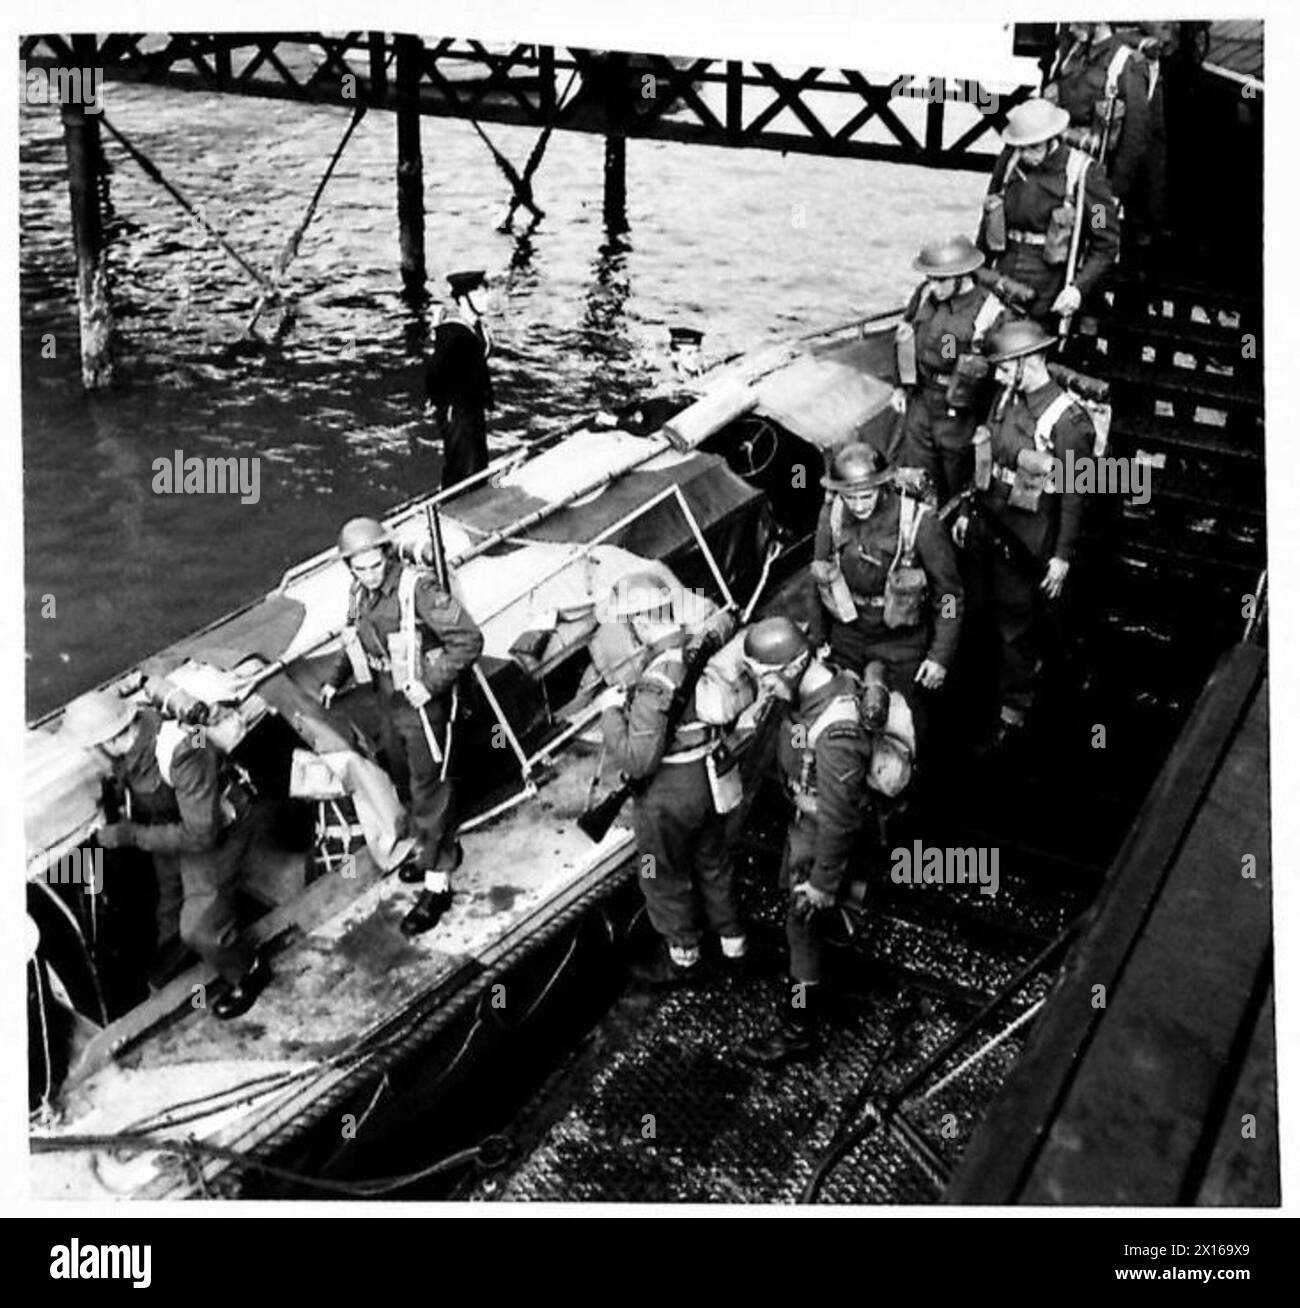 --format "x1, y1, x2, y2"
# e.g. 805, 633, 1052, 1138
1065, 146, 1092, 199
642, 646, 684, 693
829, 495, 846, 558
808, 696, 861, 749
892, 495, 927, 568
971, 290, 1003, 346
1105, 44, 1132, 99
398, 566, 420, 642
154, 719, 188, 789
1034, 391, 1077, 453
